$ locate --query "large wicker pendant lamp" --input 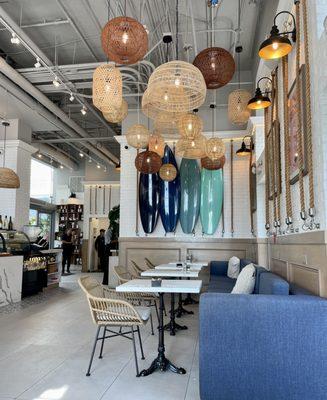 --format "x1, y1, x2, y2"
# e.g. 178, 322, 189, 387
101, 16, 148, 65
103, 99, 128, 123
193, 1, 235, 89
126, 124, 150, 149
0, 121, 20, 189
154, 111, 180, 135
92, 64, 122, 113
147, 61, 207, 113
